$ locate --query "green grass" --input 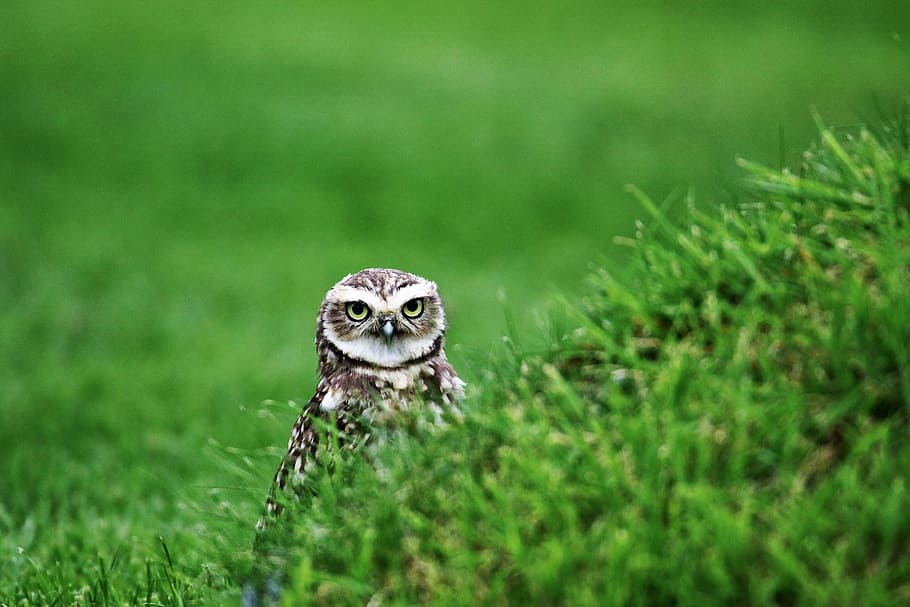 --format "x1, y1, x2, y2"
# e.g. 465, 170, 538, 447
1, 1, 910, 604
255, 114, 910, 606
9, 123, 908, 607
